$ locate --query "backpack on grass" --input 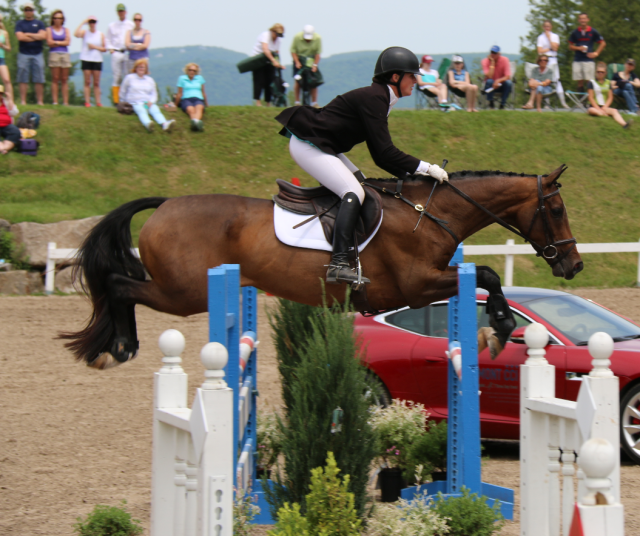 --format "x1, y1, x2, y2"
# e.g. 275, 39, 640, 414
16, 111, 40, 129
16, 139, 39, 156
